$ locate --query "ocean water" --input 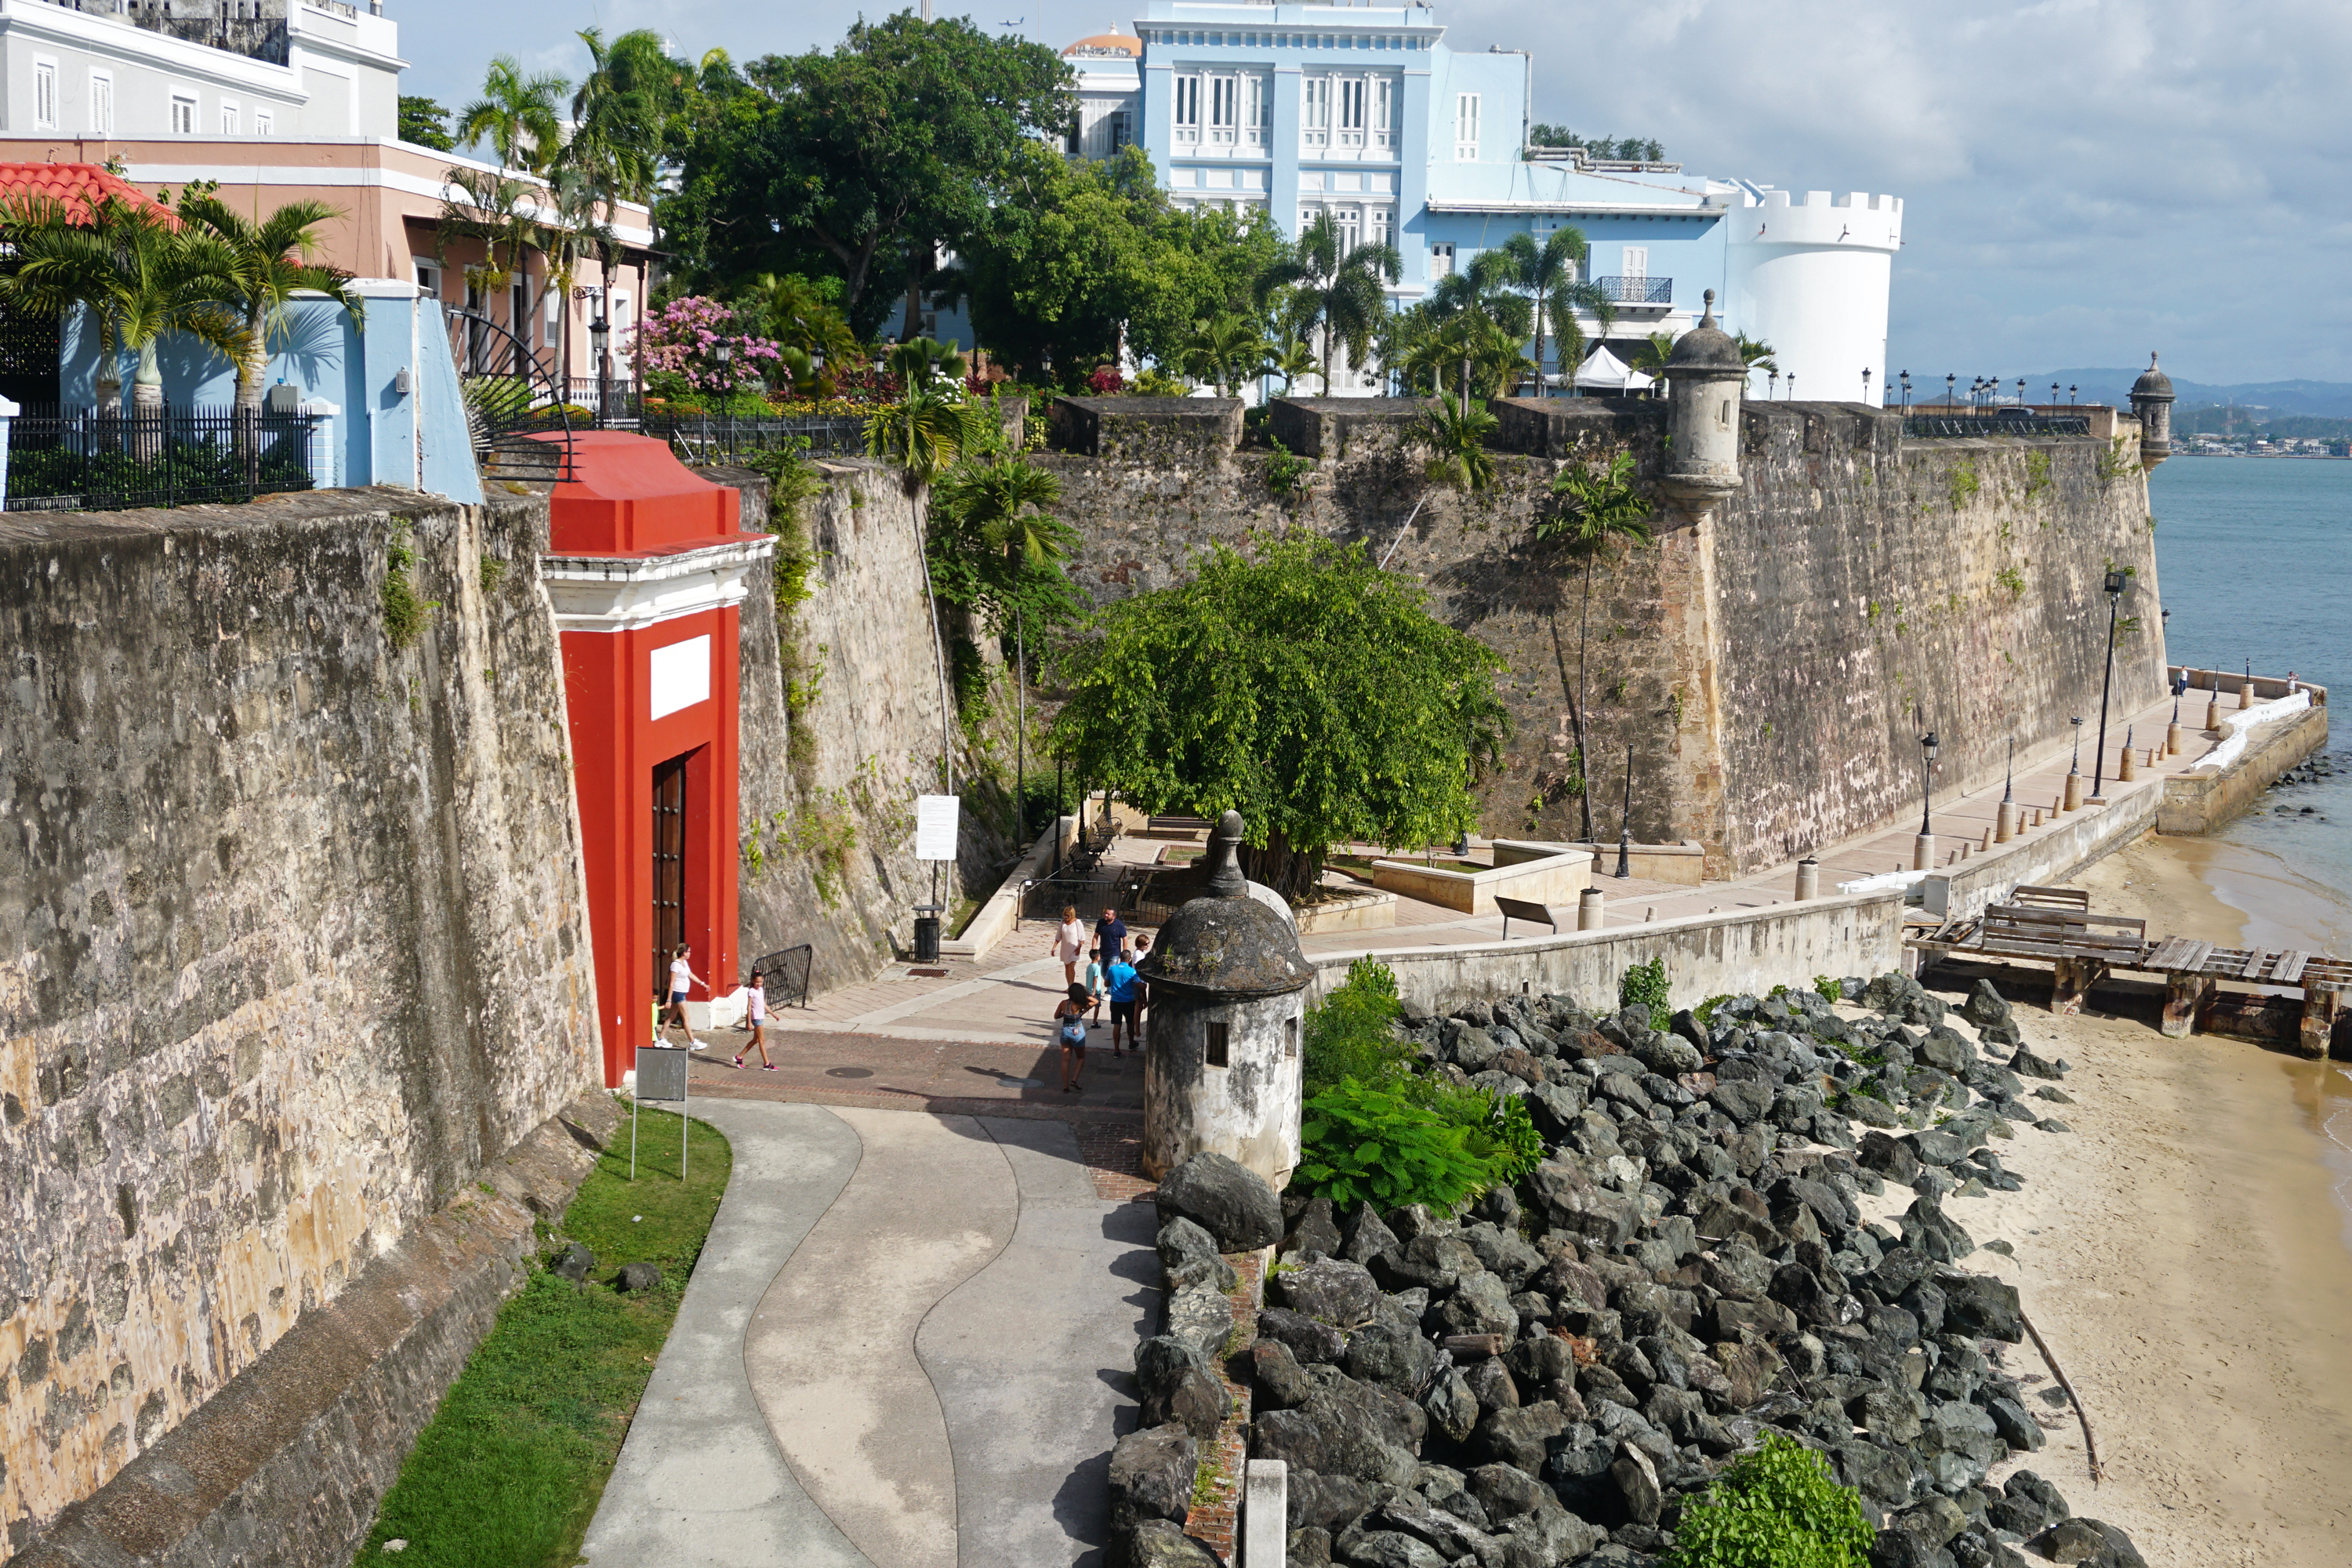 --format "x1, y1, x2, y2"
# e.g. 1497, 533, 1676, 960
2147, 456, 2352, 1235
